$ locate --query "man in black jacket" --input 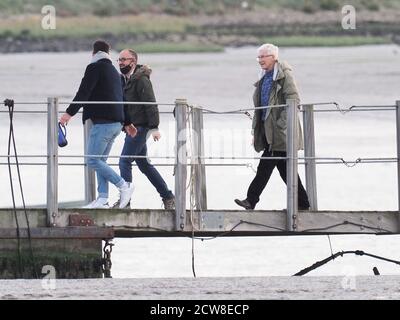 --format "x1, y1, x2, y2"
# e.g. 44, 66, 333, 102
114, 48, 175, 209
59, 40, 136, 209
